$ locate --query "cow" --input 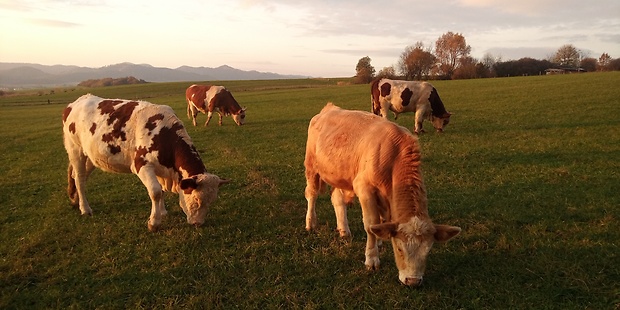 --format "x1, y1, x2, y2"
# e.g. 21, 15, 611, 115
304, 103, 461, 286
371, 78, 452, 134
62, 94, 229, 232
186, 84, 246, 126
